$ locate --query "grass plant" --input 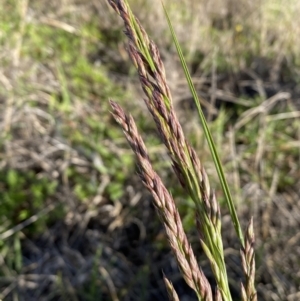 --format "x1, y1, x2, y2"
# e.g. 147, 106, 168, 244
108, 0, 257, 300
